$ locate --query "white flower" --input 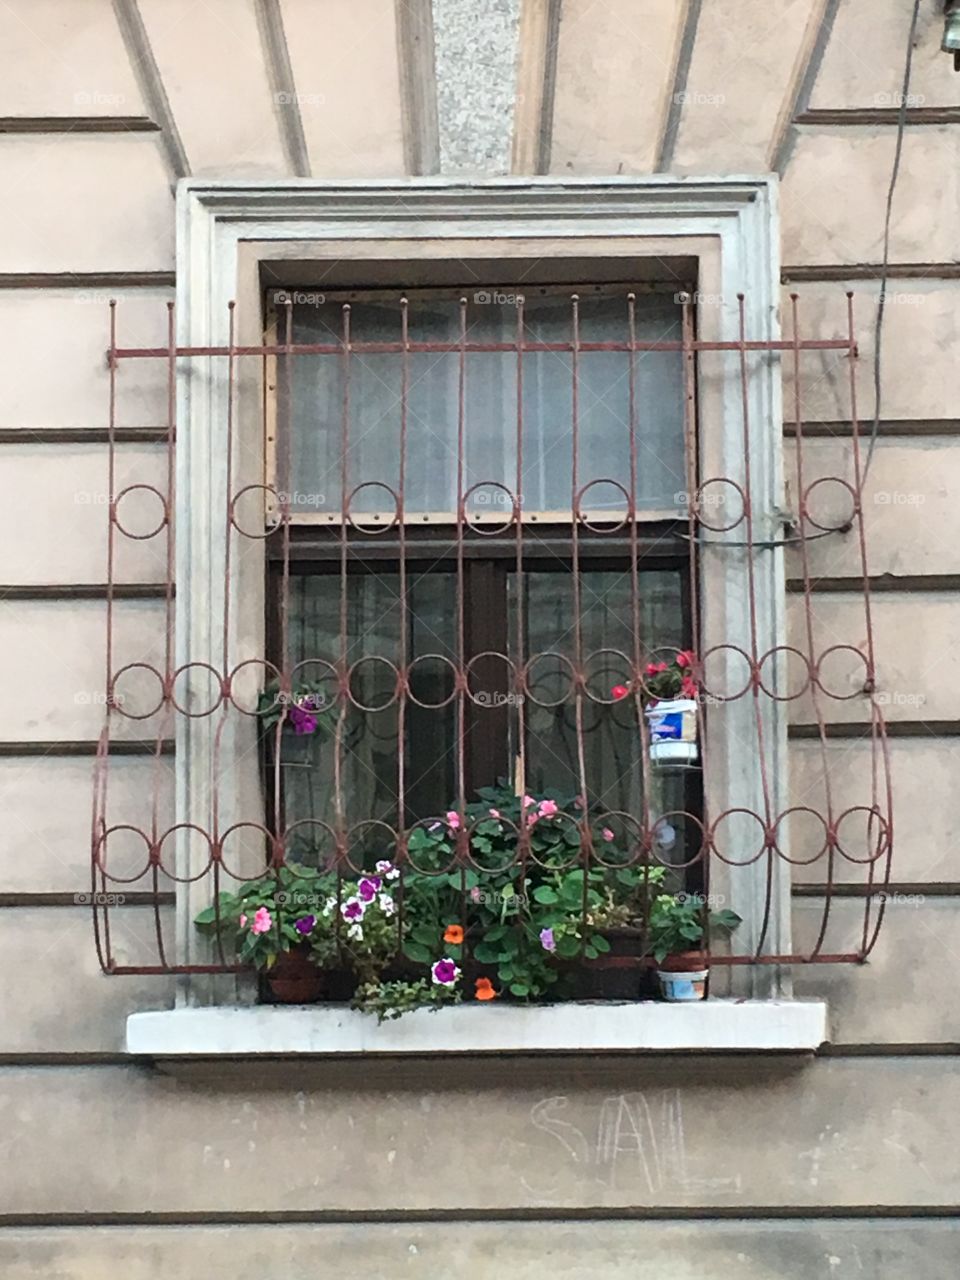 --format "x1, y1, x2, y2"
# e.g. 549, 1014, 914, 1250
322, 896, 338, 916
376, 859, 401, 881
346, 922, 364, 942
378, 893, 396, 916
